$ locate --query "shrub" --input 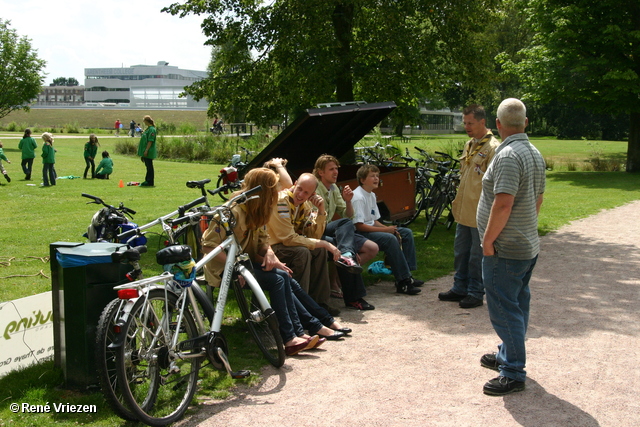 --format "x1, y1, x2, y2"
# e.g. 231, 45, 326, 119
115, 138, 138, 155
544, 157, 554, 171
566, 161, 577, 171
